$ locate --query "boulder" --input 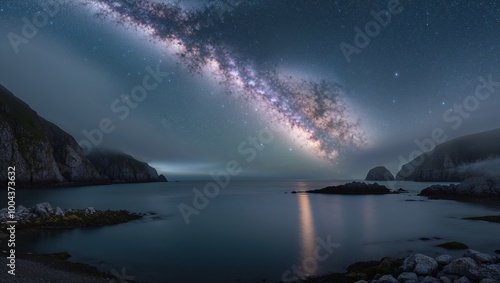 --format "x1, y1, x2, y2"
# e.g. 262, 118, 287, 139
464, 249, 499, 264
419, 276, 439, 283
84, 207, 96, 215
456, 277, 471, 283
16, 205, 31, 219
475, 264, 500, 281
443, 258, 479, 279
54, 207, 65, 216
479, 278, 500, 283
403, 254, 438, 275
34, 202, 53, 217
365, 166, 394, 181
439, 276, 452, 283
377, 274, 398, 283
436, 255, 454, 265
397, 272, 418, 282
